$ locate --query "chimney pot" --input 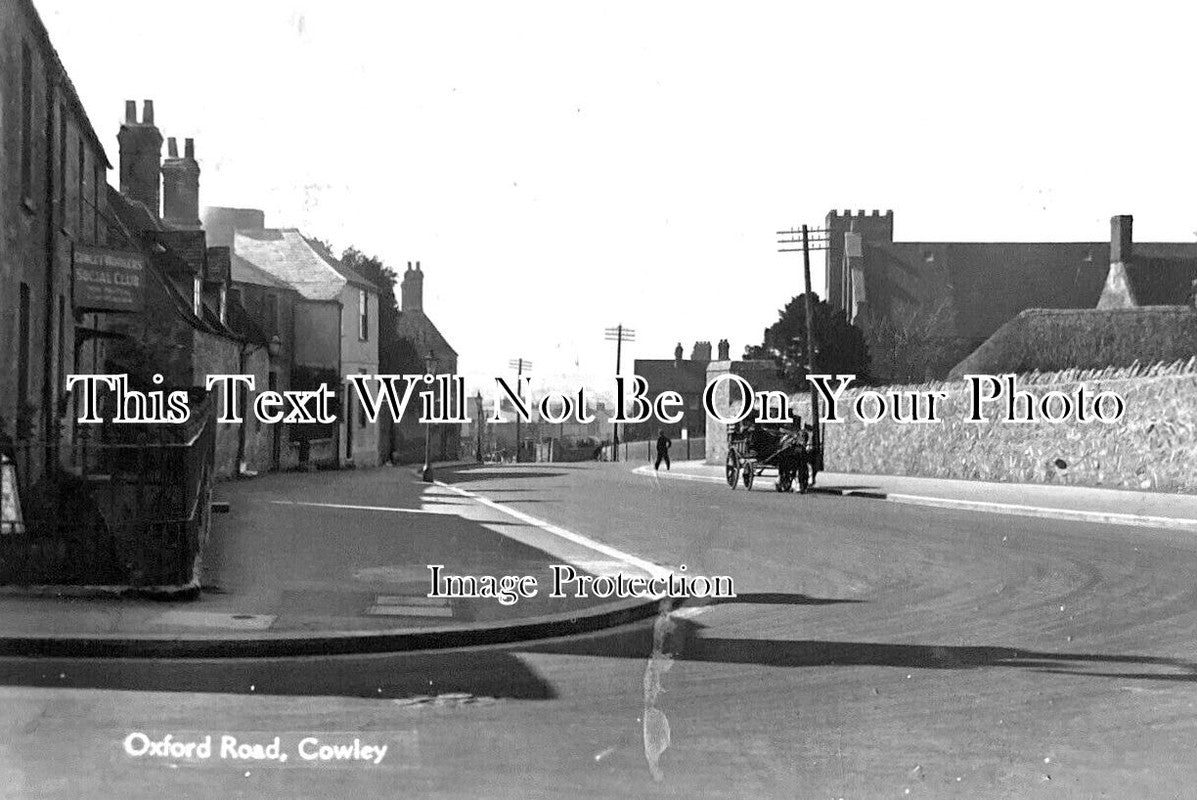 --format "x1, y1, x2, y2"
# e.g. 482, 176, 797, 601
167, 137, 178, 158
184, 138, 194, 159
125, 100, 137, 123
143, 100, 154, 125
